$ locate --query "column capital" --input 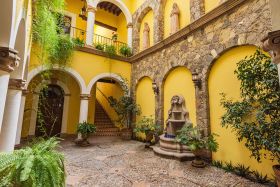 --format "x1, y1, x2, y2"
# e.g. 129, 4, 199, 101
80, 94, 91, 100
22, 89, 29, 96
127, 22, 133, 28
8, 79, 26, 90
262, 30, 280, 64
0, 47, 20, 73
87, 5, 97, 13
